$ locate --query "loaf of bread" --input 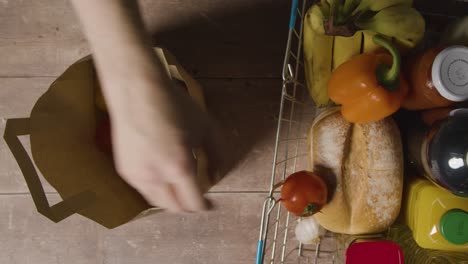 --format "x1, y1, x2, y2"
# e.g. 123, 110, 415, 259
309, 108, 403, 235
